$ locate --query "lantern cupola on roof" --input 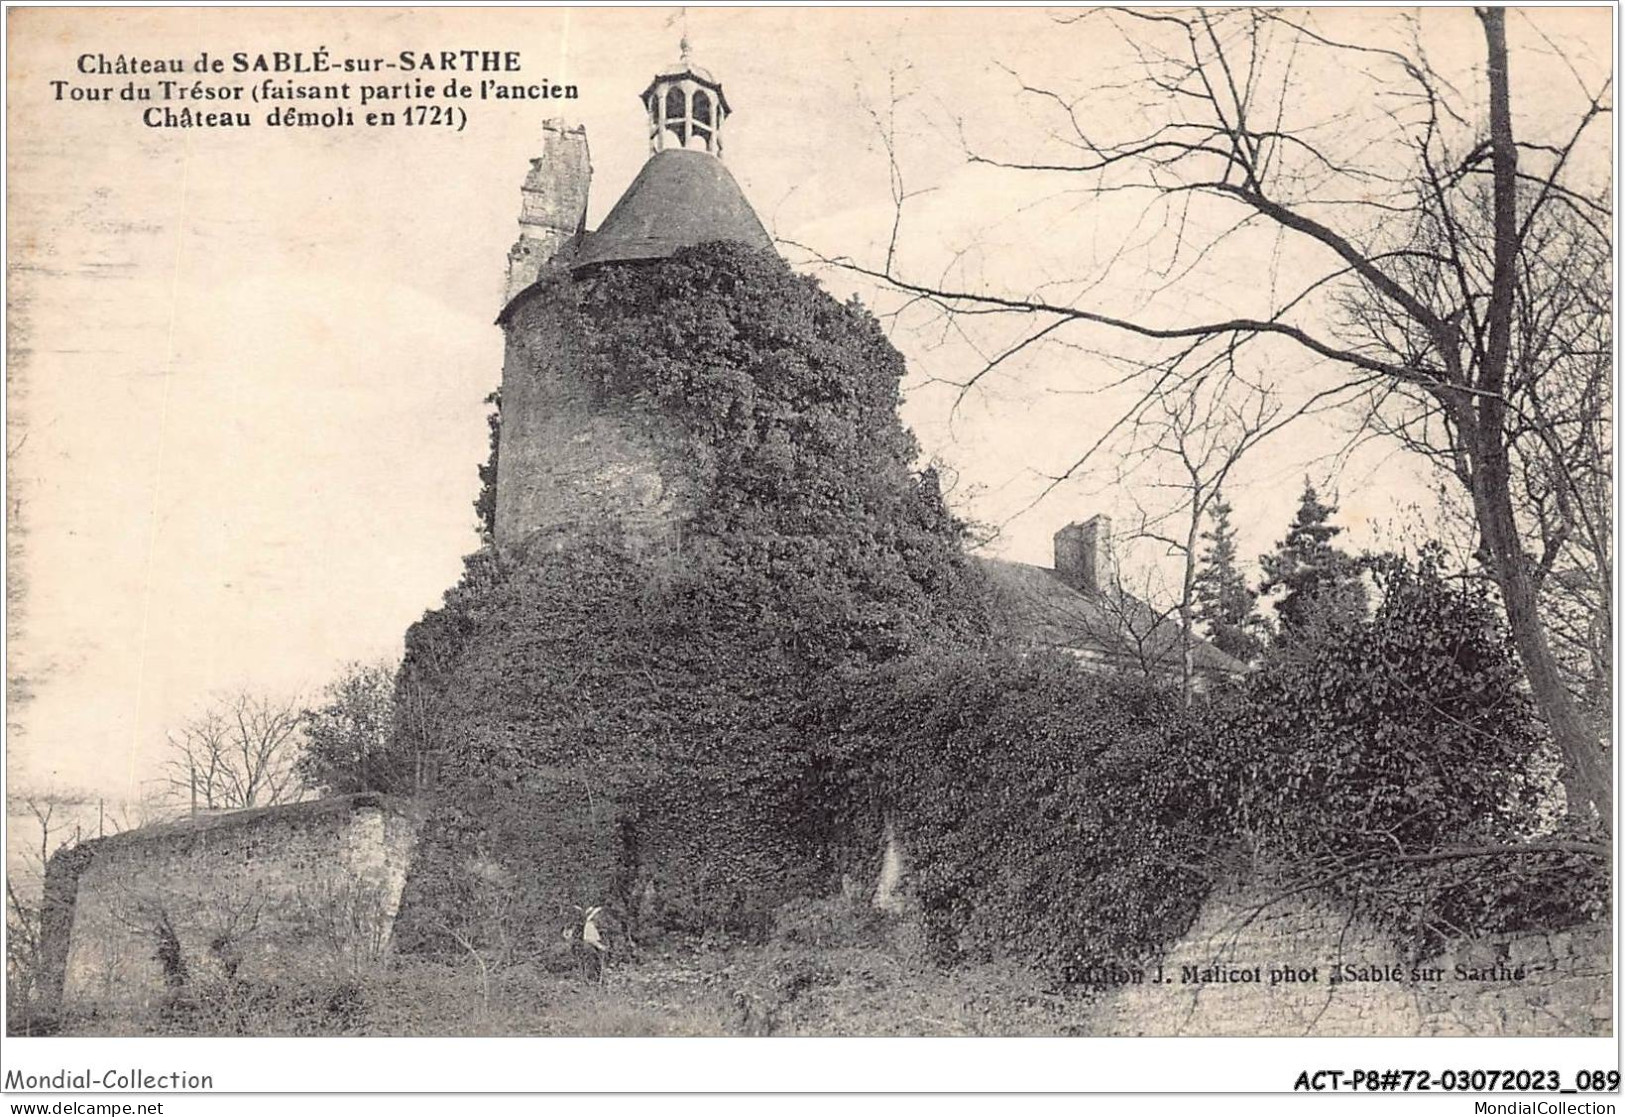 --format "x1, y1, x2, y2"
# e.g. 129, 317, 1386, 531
641, 37, 729, 157
567, 42, 772, 272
